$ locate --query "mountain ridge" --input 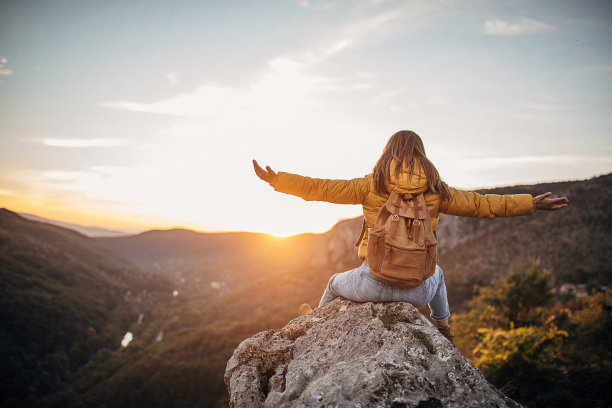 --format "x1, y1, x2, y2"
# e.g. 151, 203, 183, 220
2, 173, 610, 407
